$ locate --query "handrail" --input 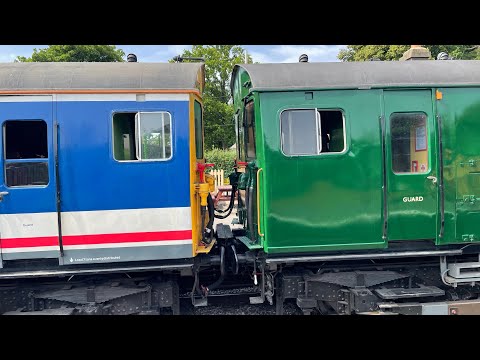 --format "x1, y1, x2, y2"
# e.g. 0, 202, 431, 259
256, 168, 264, 237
